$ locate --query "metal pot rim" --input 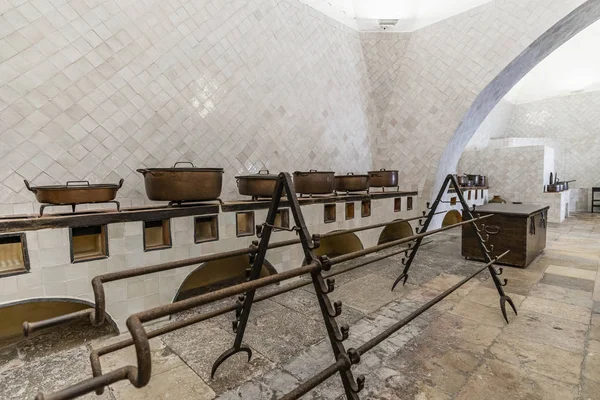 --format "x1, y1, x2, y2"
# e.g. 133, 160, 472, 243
293, 170, 334, 175
26, 179, 123, 191
335, 174, 369, 178
368, 170, 398, 174
236, 170, 278, 180
138, 167, 224, 173
236, 174, 278, 180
